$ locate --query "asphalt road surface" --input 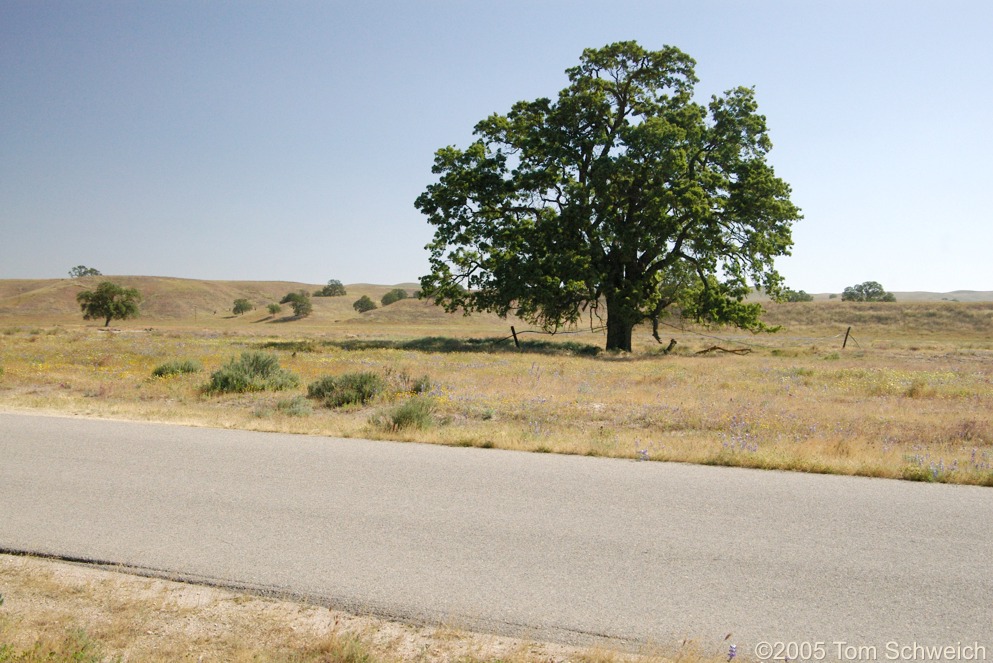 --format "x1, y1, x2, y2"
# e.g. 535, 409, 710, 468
2, 412, 991, 656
